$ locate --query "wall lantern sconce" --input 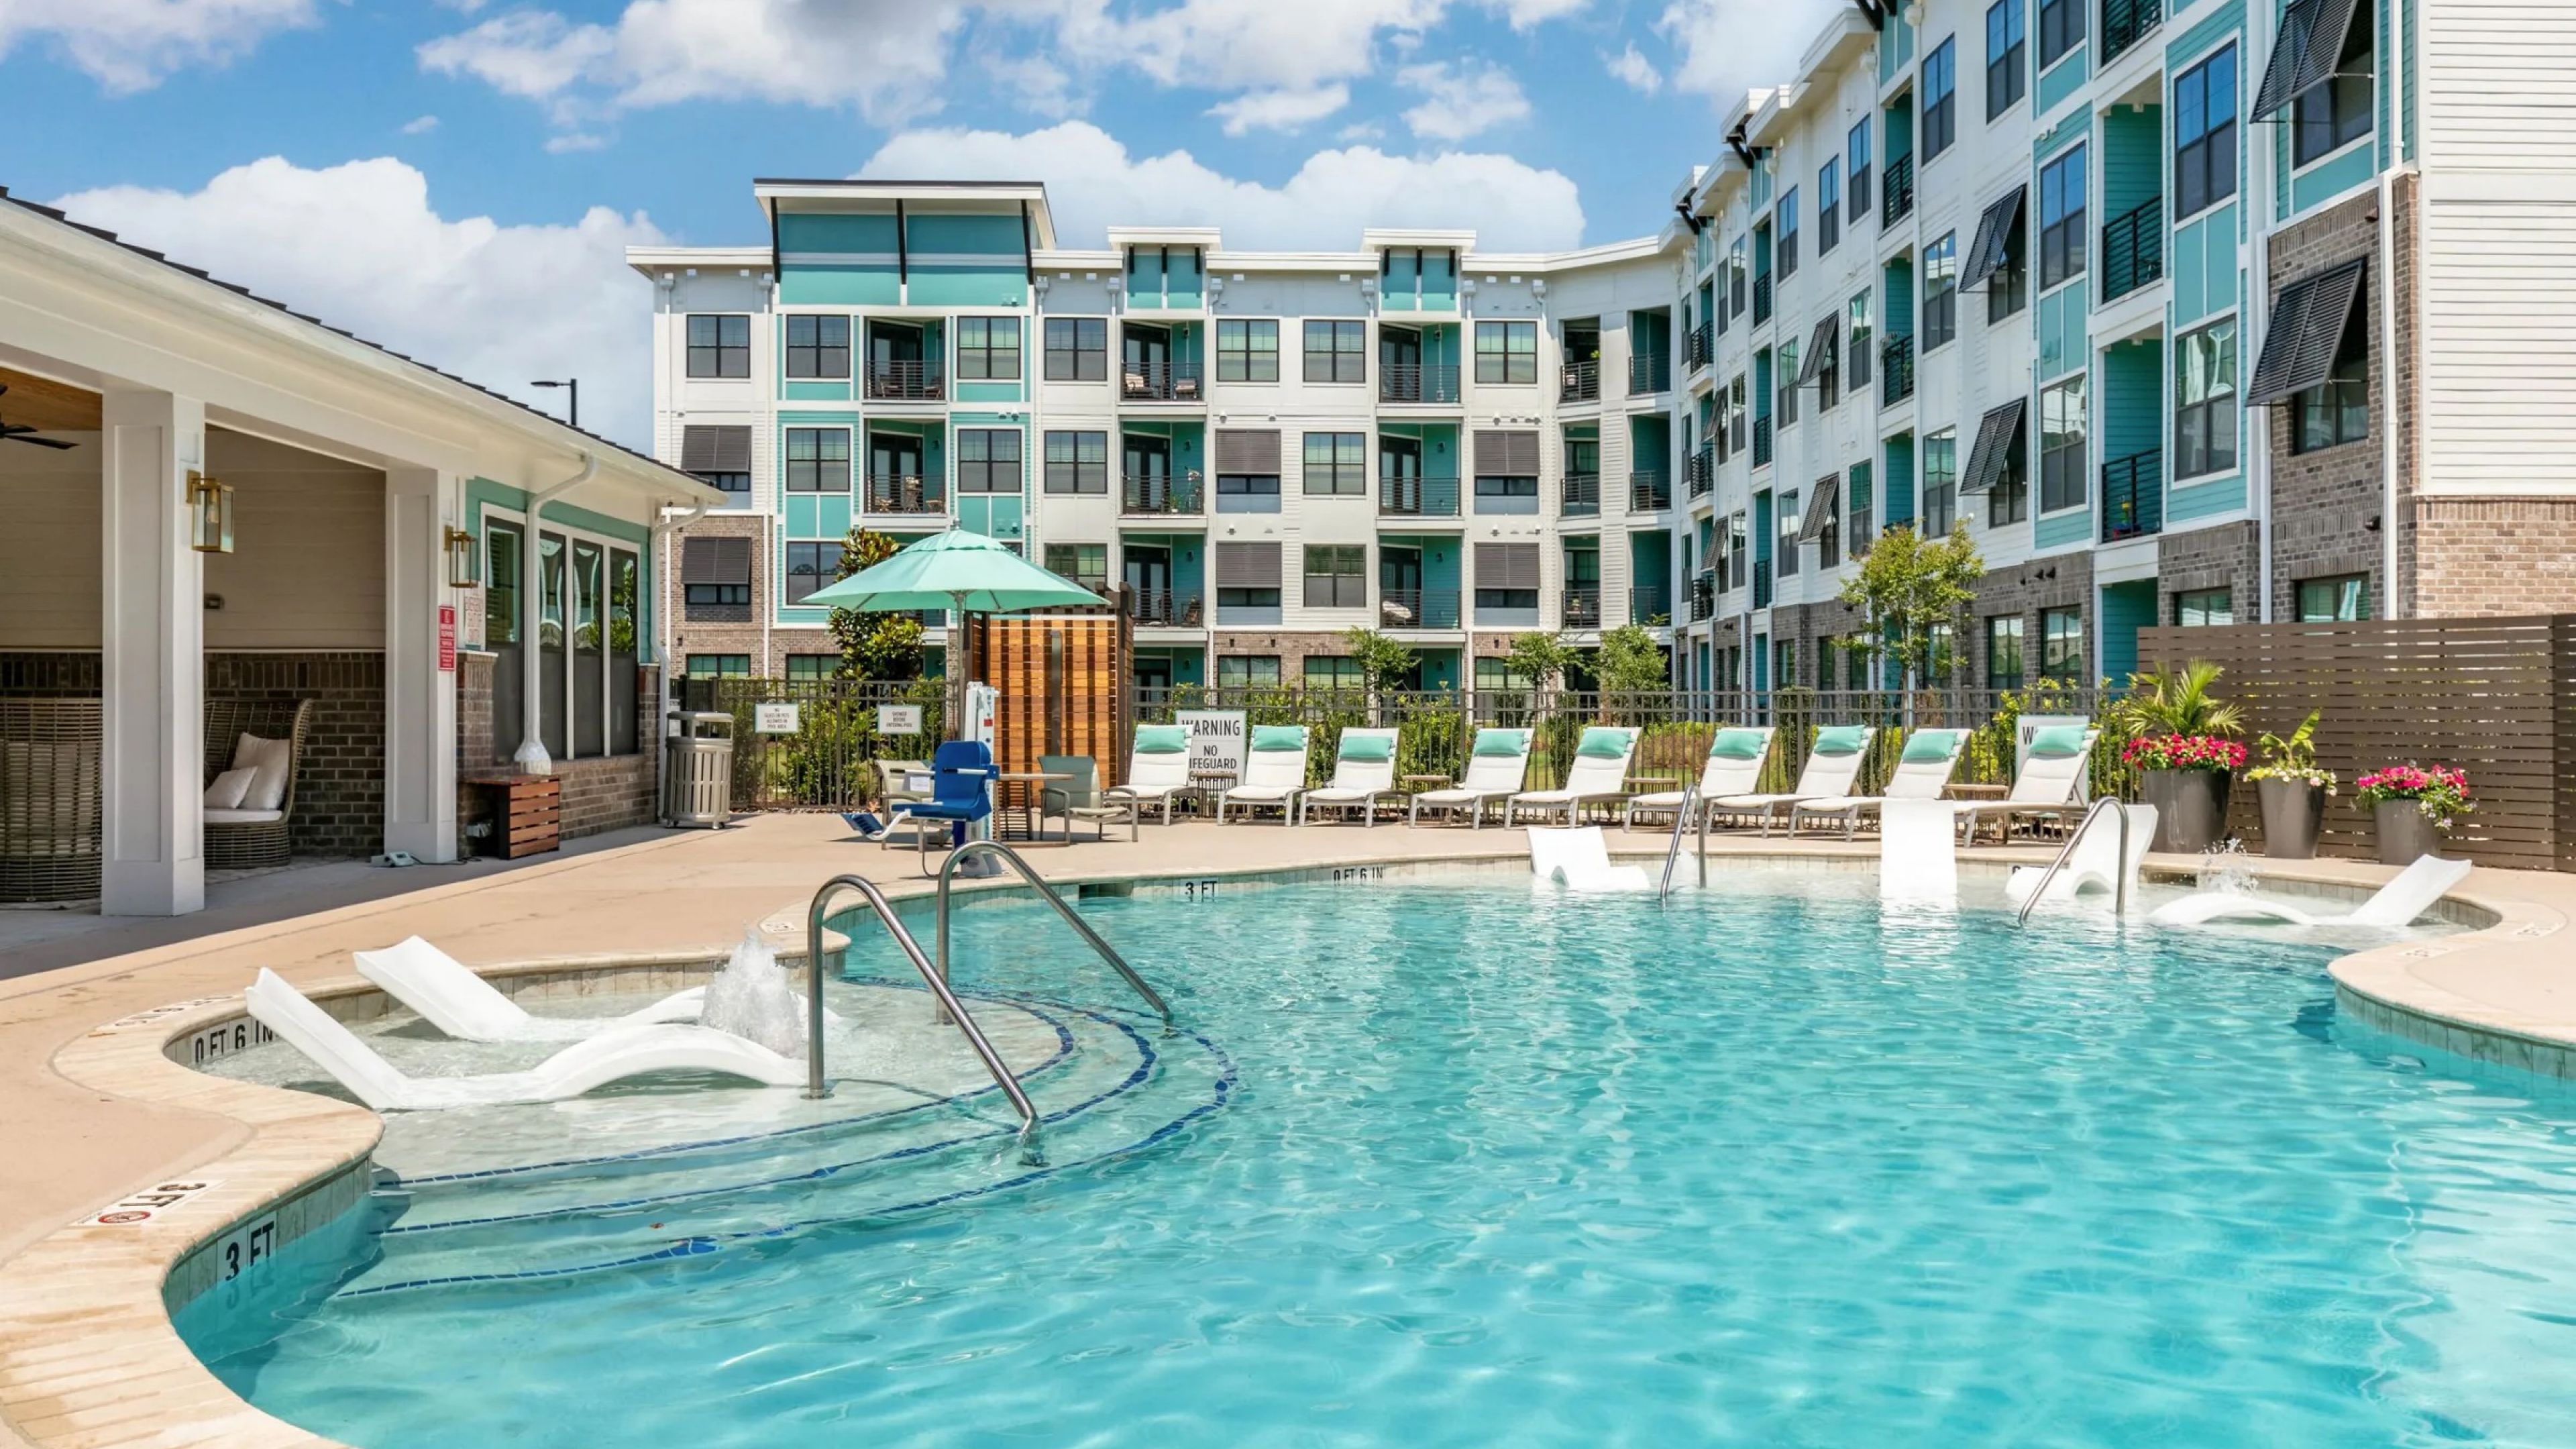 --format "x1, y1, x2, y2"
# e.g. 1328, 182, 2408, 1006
186, 470, 234, 554
444, 526, 480, 588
